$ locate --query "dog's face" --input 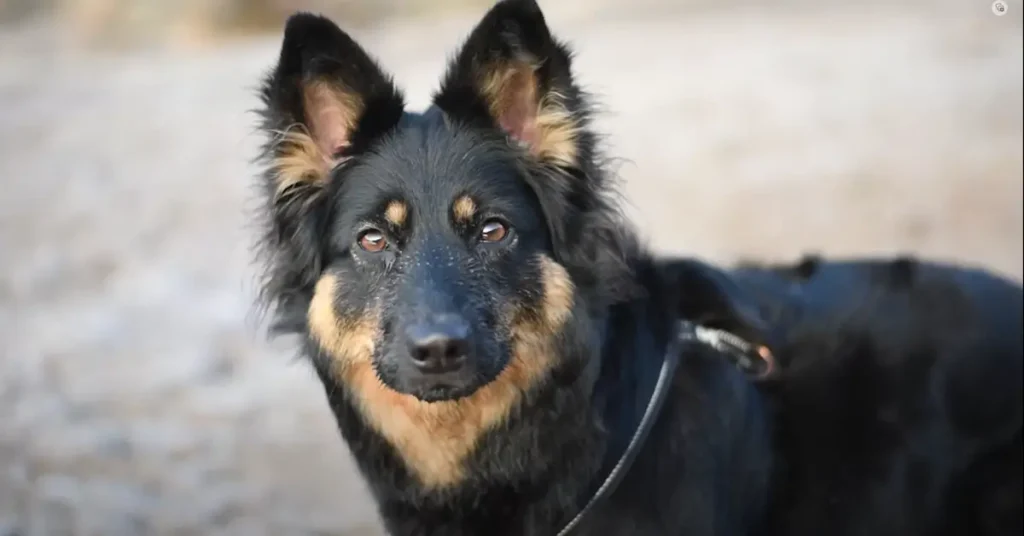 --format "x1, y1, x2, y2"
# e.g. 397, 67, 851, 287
254, 1, 623, 487
314, 126, 565, 402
